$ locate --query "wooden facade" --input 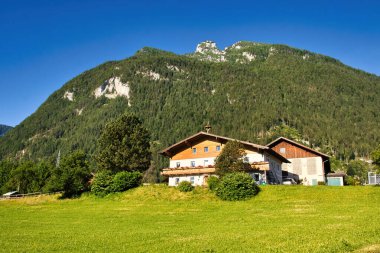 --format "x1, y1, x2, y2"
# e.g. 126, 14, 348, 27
270, 141, 319, 159
267, 137, 329, 161
267, 137, 331, 184
162, 167, 216, 176
172, 140, 224, 160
